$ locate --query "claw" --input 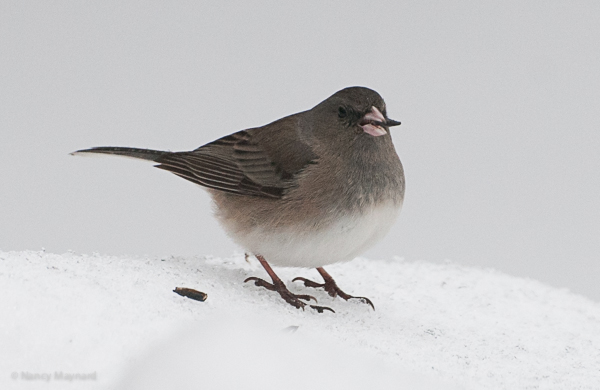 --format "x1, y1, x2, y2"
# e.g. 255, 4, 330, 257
310, 305, 335, 314
295, 293, 319, 304
349, 296, 375, 310
245, 256, 336, 313
292, 277, 325, 289
293, 267, 376, 310
244, 260, 328, 311
244, 277, 277, 291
